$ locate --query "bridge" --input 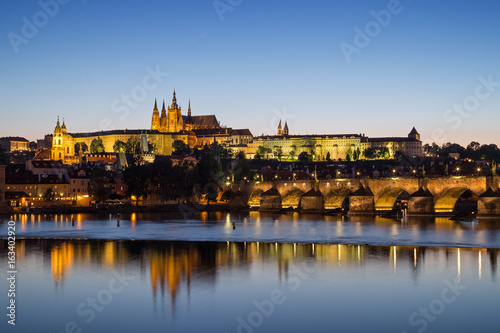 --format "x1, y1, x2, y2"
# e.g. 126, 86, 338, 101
222, 175, 500, 217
